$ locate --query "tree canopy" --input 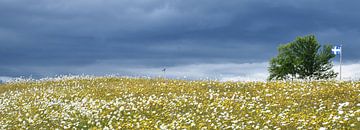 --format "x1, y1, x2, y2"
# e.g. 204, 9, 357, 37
268, 35, 337, 81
